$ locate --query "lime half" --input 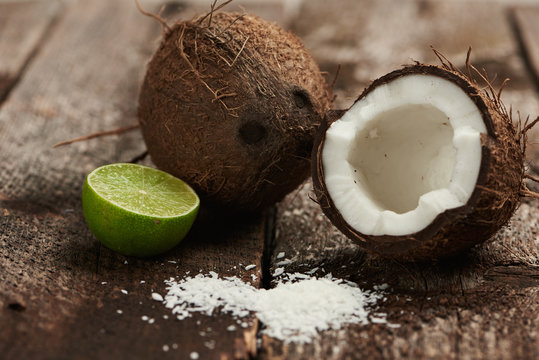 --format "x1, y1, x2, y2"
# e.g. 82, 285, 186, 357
82, 163, 200, 257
